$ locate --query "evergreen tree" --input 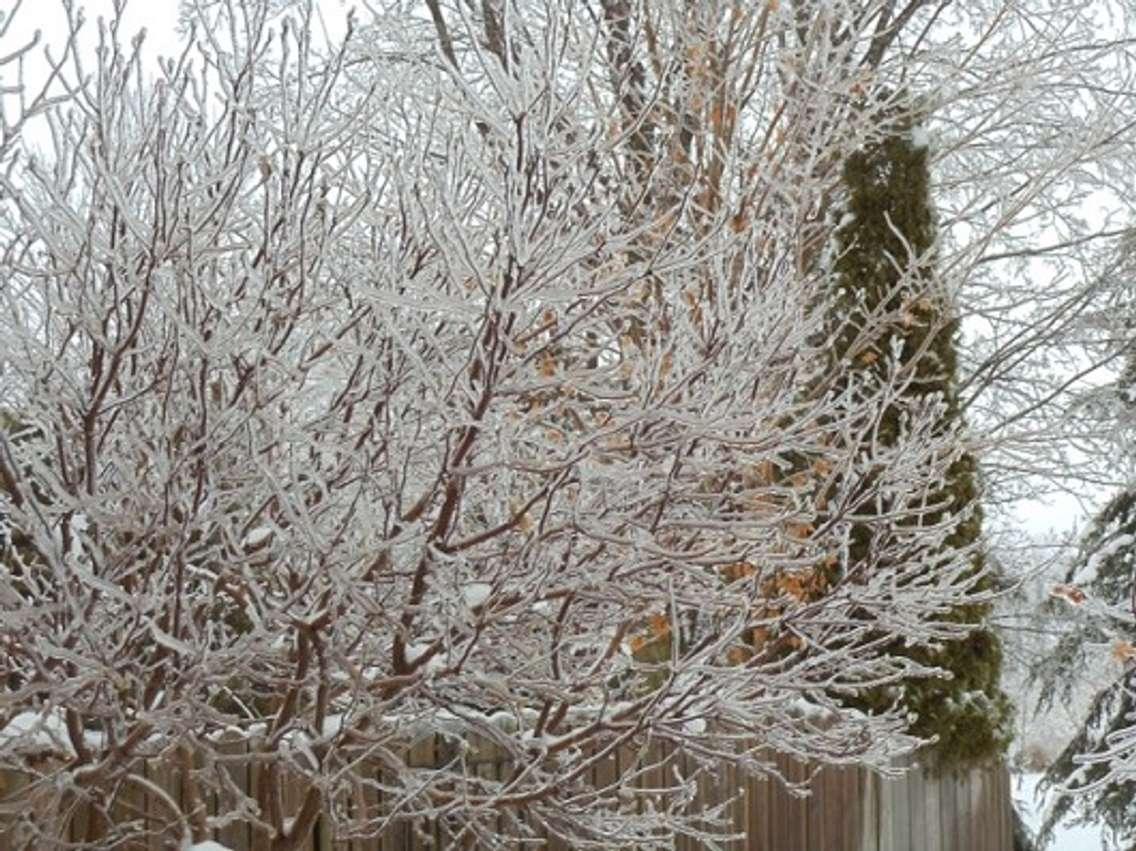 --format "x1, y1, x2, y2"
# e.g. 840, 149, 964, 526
1032, 340, 1136, 848
1034, 489, 1136, 849
828, 99, 1013, 767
